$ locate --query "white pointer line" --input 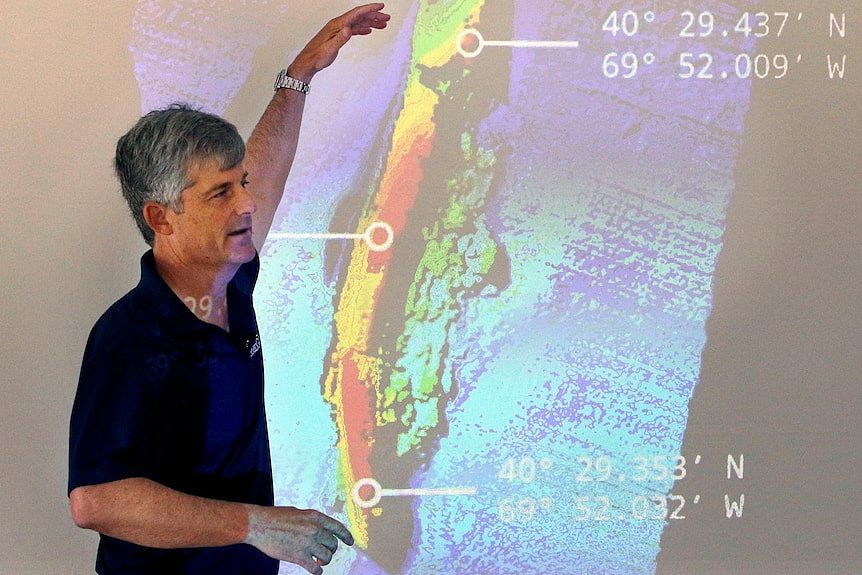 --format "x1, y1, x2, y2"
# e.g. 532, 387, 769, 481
352, 478, 478, 509
267, 221, 394, 253
269, 232, 362, 240
484, 40, 581, 48
456, 28, 580, 58
381, 487, 479, 497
